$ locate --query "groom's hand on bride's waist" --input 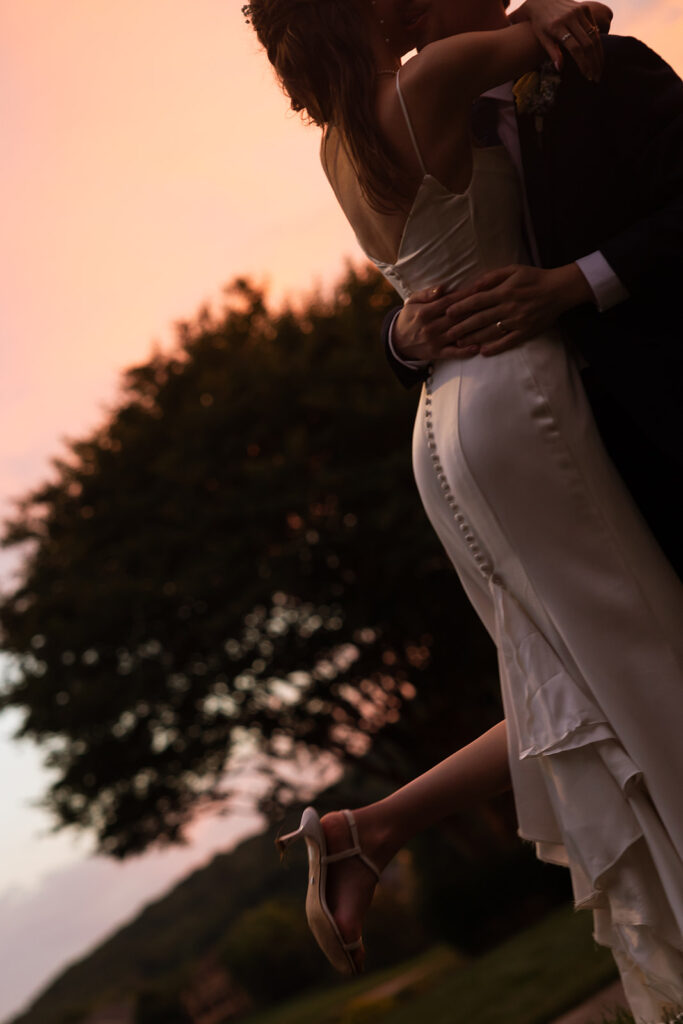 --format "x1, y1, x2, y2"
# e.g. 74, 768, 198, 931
392, 264, 594, 363
444, 264, 593, 356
